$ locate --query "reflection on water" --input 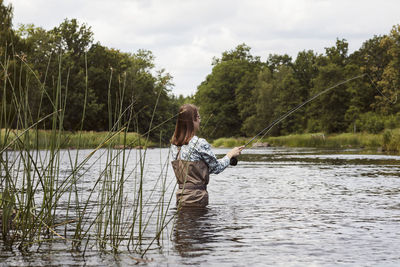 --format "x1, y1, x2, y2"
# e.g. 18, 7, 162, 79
2, 147, 400, 266
173, 208, 214, 258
